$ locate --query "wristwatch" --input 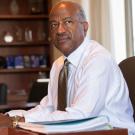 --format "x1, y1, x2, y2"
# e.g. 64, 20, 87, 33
12, 116, 25, 128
